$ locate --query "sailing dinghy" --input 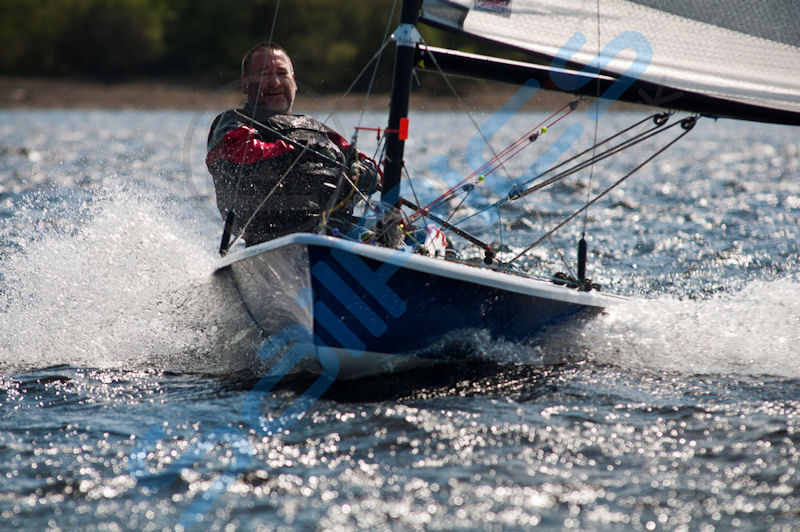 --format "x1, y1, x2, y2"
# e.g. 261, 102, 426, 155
213, 0, 800, 379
